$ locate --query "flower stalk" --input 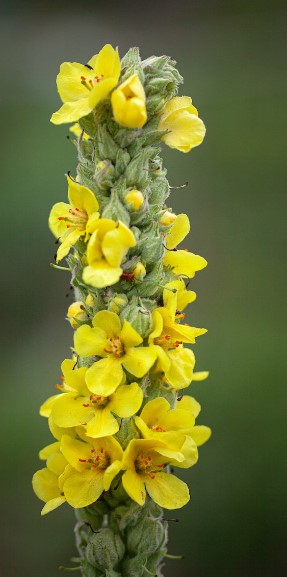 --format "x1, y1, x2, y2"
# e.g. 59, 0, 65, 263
33, 44, 210, 577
